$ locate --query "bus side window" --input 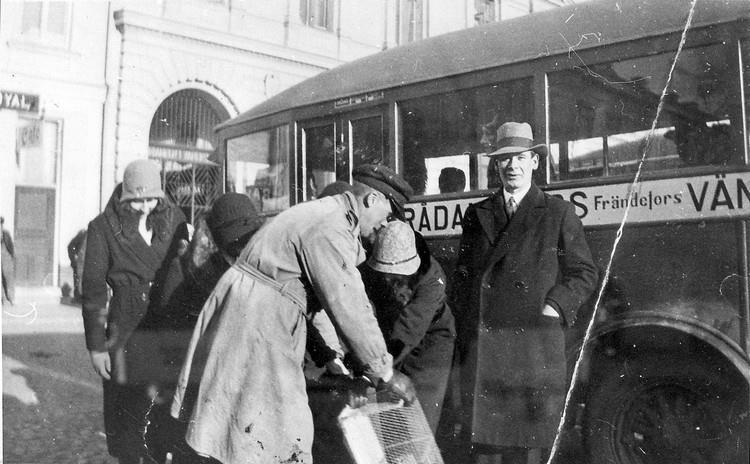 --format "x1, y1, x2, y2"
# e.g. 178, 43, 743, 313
226, 125, 290, 213
400, 78, 533, 196
303, 124, 337, 200
548, 41, 743, 180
